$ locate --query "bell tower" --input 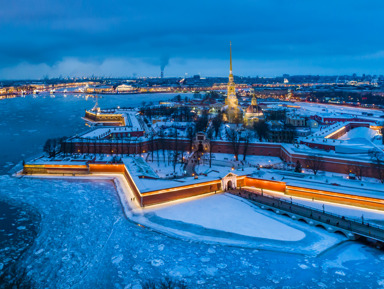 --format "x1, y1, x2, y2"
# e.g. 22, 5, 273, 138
225, 42, 238, 108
